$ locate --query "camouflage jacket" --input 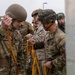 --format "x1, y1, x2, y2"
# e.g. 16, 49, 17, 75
18, 21, 34, 47
34, 27, 66, 74
0, 26, 22, 75
32, 25, 46, 42
18, 21, 34, 39
45, 28, 66, 68
32, 25, 46, 60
